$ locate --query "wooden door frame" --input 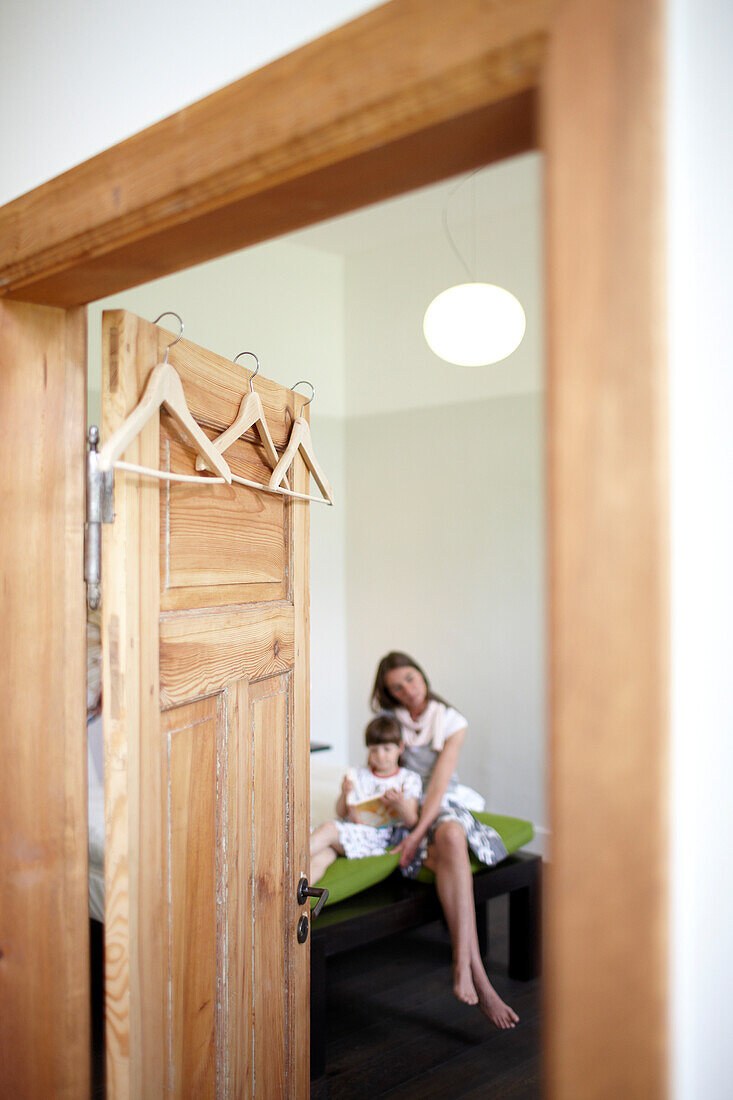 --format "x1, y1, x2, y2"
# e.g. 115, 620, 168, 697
0, 0, 666, 1095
